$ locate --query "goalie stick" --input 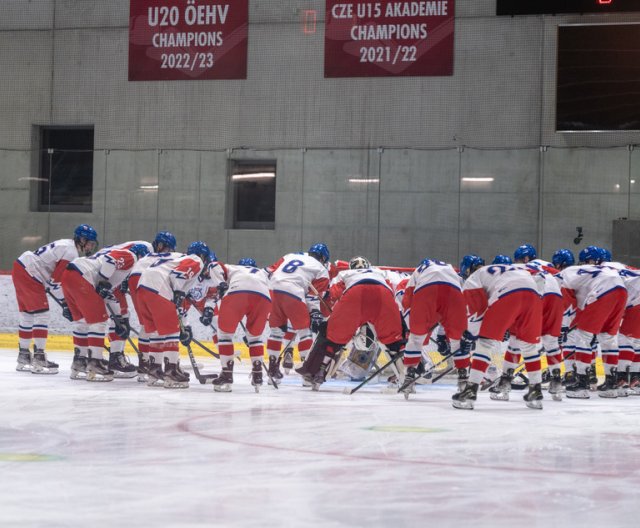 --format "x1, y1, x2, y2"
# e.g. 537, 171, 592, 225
344, 351, 404, 395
